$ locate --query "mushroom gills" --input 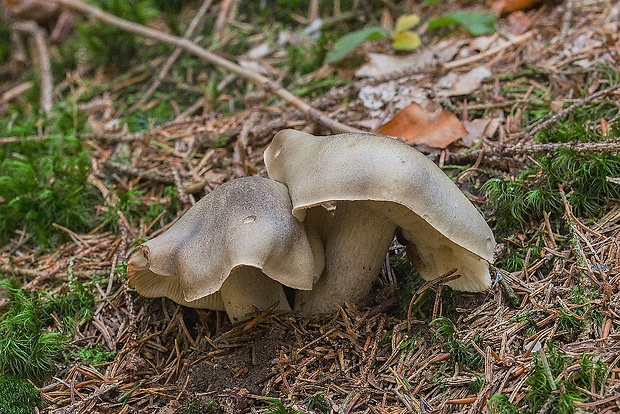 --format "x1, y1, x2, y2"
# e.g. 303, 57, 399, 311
220, 266, 291, 322
377, 202, 492, 291
127, 248, 225, 310
295, 200, 396, 314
